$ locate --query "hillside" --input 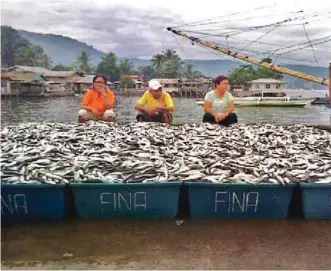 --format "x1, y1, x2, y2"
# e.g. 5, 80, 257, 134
17, 29, 329, 89
18, 29, 104, 66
